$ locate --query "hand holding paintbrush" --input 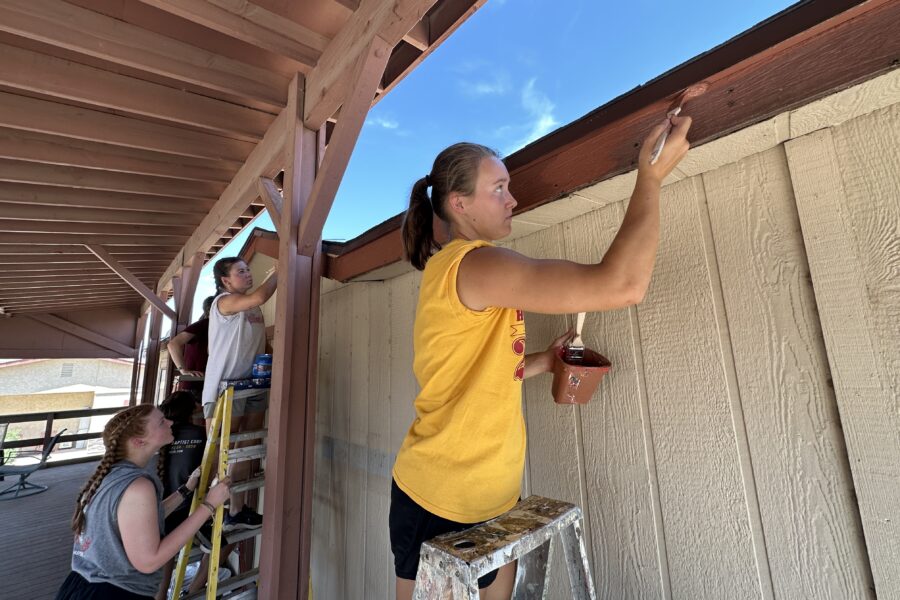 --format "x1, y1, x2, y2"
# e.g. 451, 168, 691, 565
648, 83, 707, 166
